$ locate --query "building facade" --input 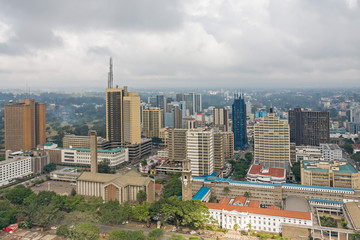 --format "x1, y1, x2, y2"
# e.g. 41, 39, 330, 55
142, 107, 163, 138
168, 129, 187, 162
63, 134, 105, 149
213, 108, 229, 131
184, 92, 202, 115
5, 99, 46, 151
301, 160, 360, 189
232, 94, 247, 149
213, 132, 225, 171
254, 112, 290, 169
187, 128, 214, 176
319, 143, 342, 161
0, 156, 32, 186
289, 108, 330, 146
